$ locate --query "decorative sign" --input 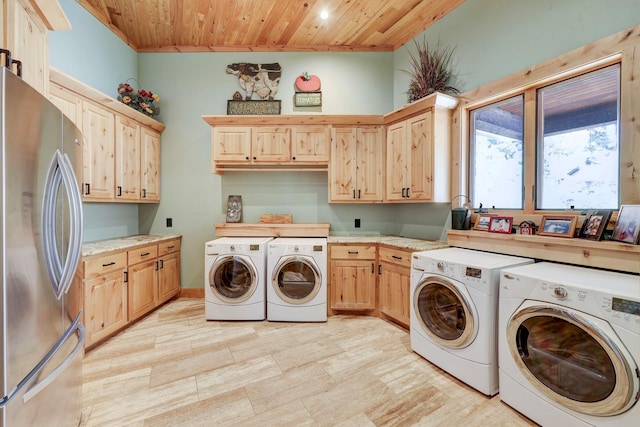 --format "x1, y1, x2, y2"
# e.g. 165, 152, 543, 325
294, 92, 322, 107
227, 100, 281, 115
